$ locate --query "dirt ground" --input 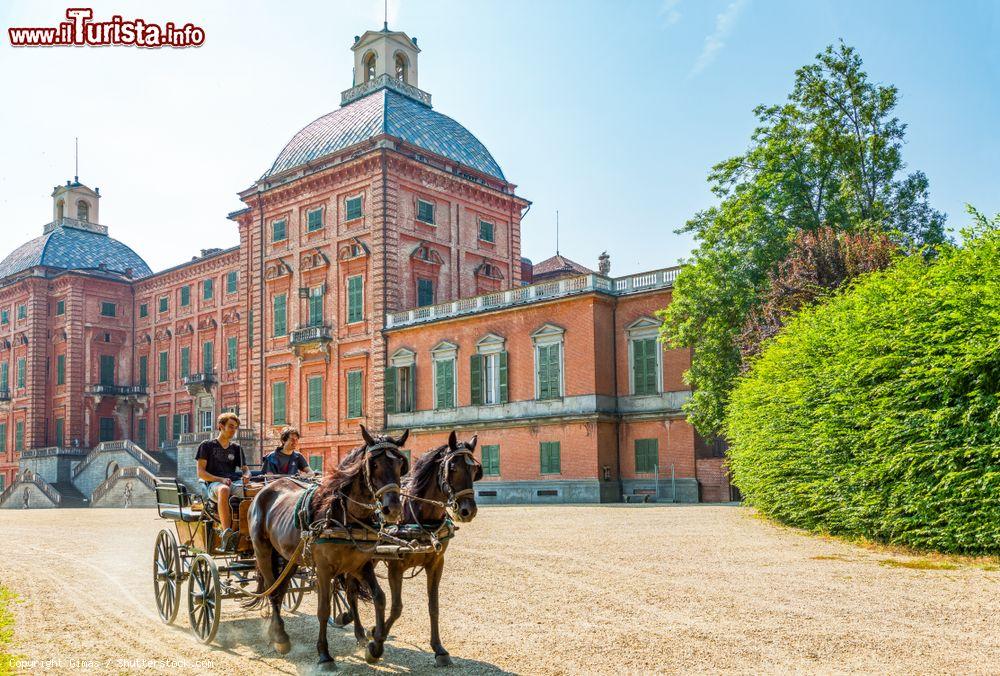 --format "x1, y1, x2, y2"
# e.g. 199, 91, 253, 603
0, 505, 998, 675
